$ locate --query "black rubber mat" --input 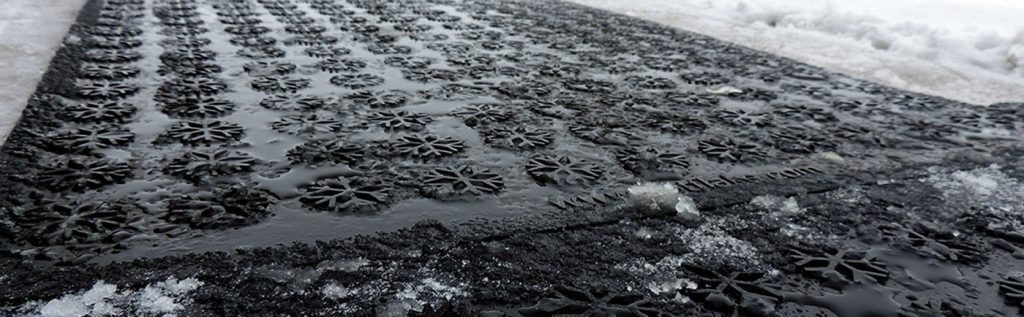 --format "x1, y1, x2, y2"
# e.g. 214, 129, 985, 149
1, 0, 1023, 315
